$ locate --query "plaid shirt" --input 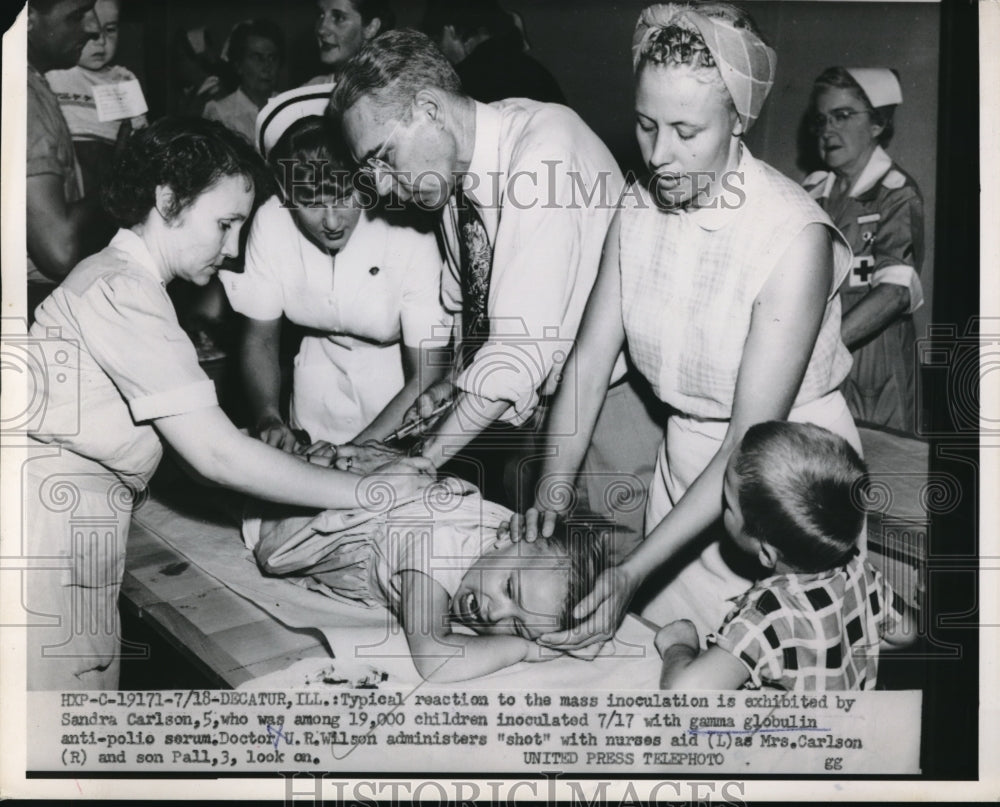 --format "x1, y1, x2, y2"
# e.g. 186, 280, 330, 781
709, 552, 905, 691
619, 147, 853, 420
